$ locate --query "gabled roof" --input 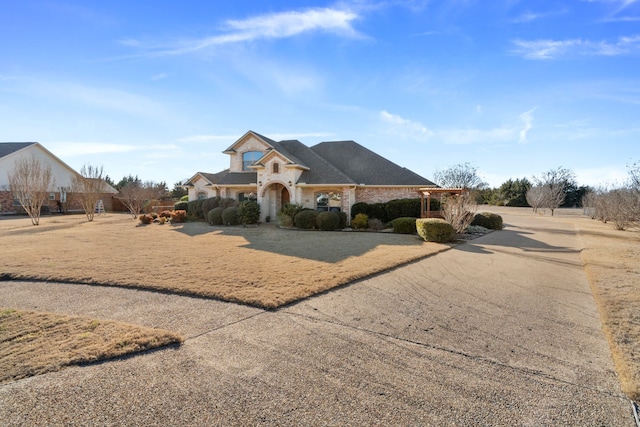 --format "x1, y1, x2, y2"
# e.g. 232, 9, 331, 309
310, 140, 436, 186
223, 130, 276, 153
217, 171, 257, 185
184, 170, 230, 186
277, 140, 354, 184
0, 142, 37, 159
